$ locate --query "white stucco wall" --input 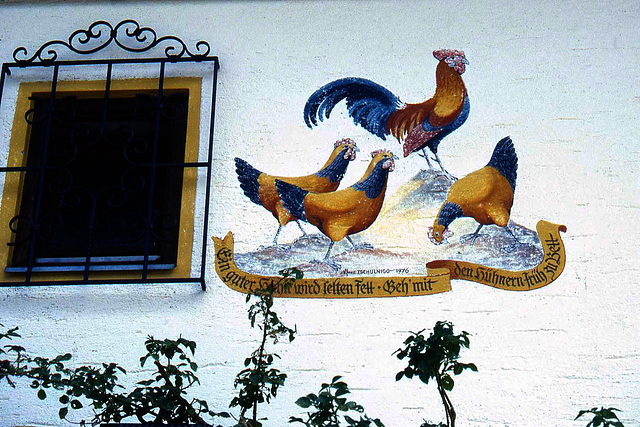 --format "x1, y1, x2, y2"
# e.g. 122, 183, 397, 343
0, 1, 638, 426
